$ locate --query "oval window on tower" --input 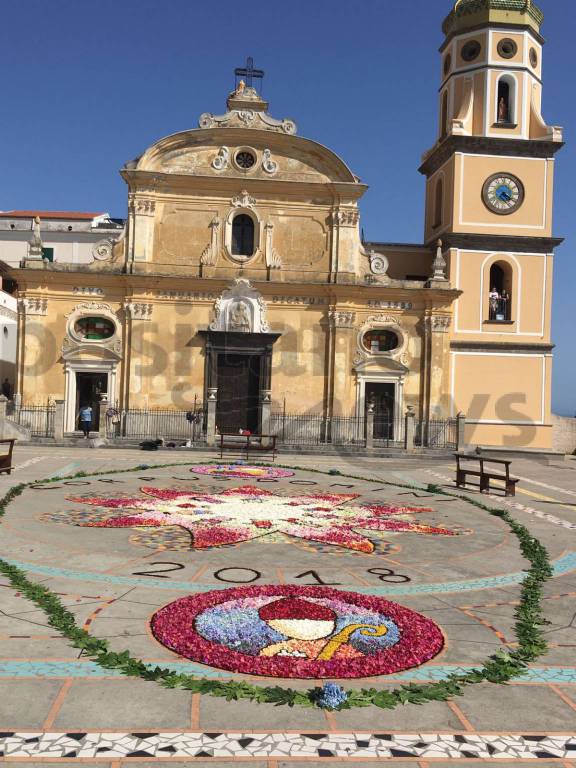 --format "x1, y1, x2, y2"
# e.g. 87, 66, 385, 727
74, 316, 115, 341
497, 38, 518, 59
363, 329, 400, 354
461, 40, 481, 62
